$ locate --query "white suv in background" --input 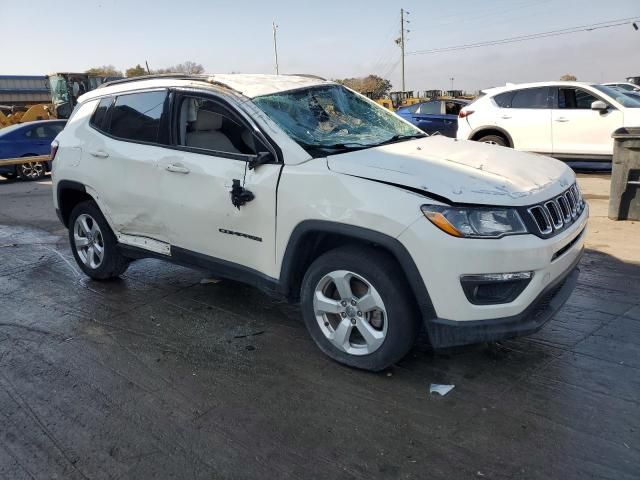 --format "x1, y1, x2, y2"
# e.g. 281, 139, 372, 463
52, 74, 587, 371
457, 81, 640, 161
